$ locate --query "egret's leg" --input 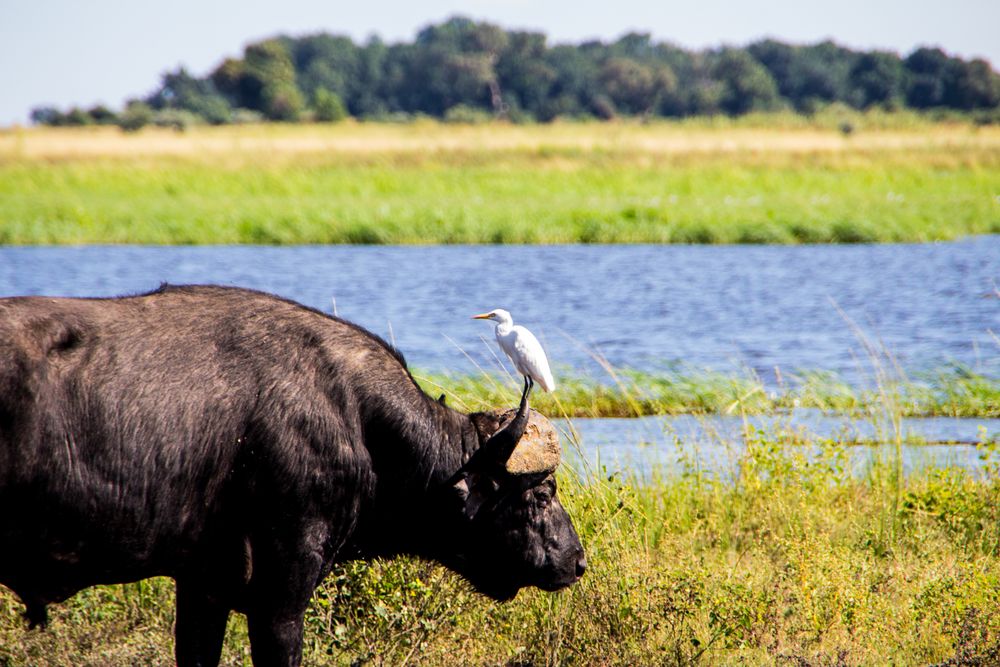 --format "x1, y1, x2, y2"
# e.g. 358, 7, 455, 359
519, 375, 532, 407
